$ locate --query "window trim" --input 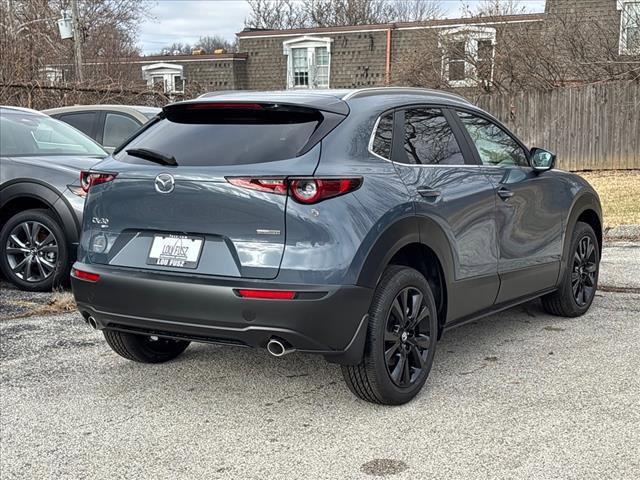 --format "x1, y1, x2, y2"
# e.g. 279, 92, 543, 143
367, 104, 481, 168
618, 0, 640, 55
451, 107, 532, 169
